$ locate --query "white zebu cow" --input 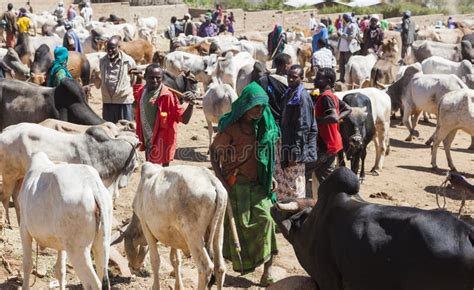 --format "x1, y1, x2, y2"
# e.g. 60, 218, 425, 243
164, 51, 216, 87
0, 123, 137, 226
136, 17, 158, 34
421, 56, 474, 84
85, 52, 107, 88
386, 66, 467, 141
283, 44, 299, 66
214, 51, 255, 90
20, 152, 112, 290
344, 52, 378, 89
238, 40, 268, 63
203, 81, 238, 145
430, 89, 474, 171
335, 88, 391, 173
124, 163, 227, 290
